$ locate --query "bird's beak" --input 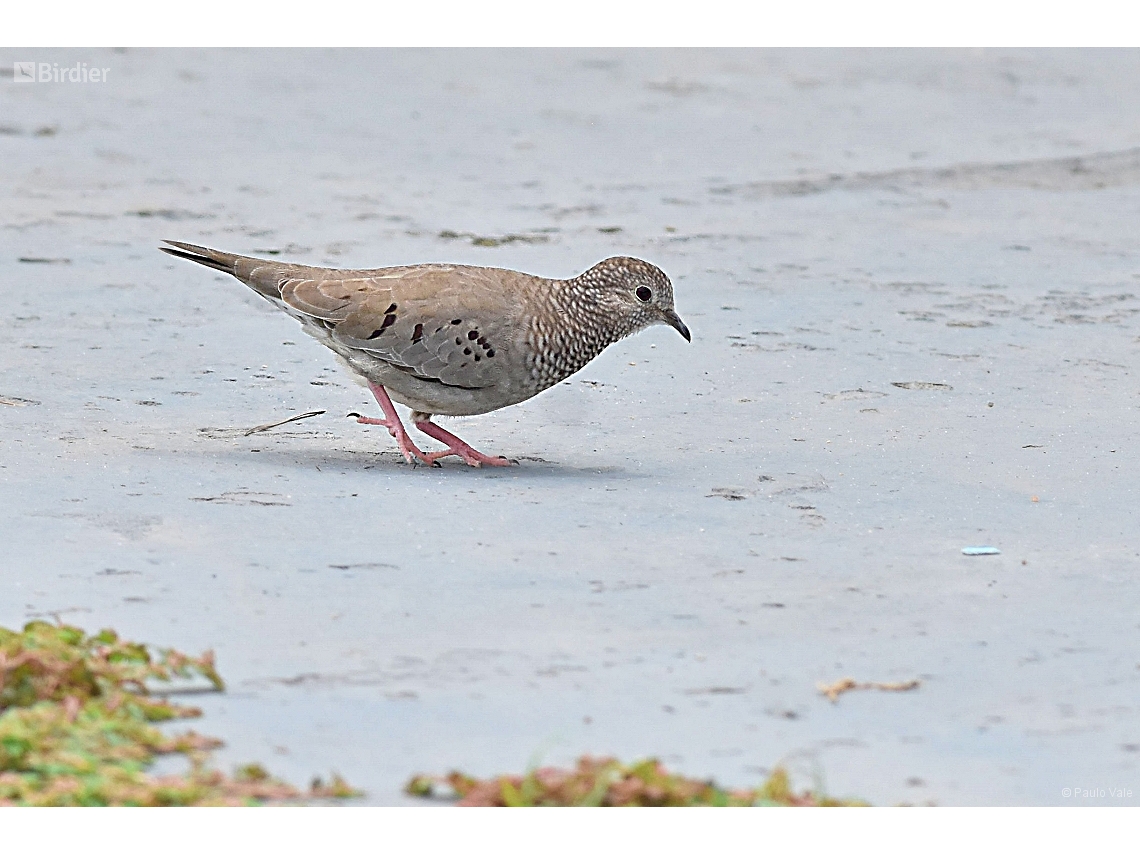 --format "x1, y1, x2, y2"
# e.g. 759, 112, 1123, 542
663, 309, 691, 342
